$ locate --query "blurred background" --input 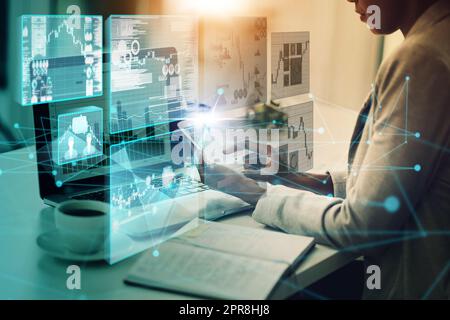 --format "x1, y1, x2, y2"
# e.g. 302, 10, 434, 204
0, 0, 404, 152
